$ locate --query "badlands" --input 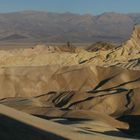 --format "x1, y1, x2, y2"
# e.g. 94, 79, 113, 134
0, 26, 140, 140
